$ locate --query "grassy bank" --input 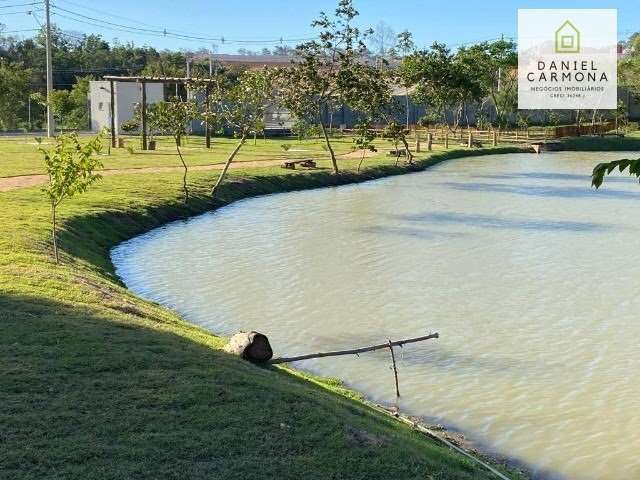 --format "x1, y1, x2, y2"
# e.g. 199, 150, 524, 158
559, 132, 640, 151
2, 143, 531, 479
